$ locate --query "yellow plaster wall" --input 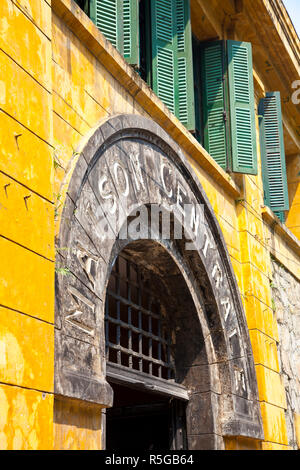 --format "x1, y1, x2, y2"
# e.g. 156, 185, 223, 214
0, 0, 54, 449
1, 0, 300, 450
224, 437, 261, 450
286, 154, 300, 240
54, 398, 103, 450
50, 9, 297, 448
